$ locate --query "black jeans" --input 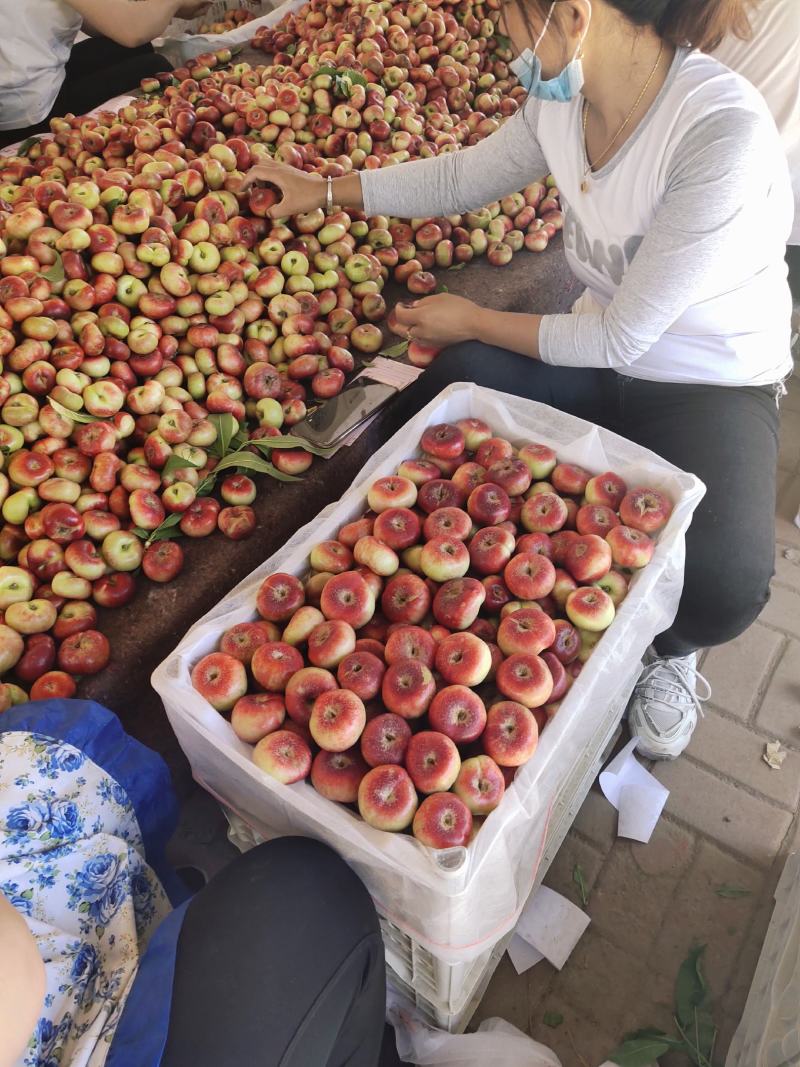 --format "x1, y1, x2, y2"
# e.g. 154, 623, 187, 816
789, 245, 800, 304
0, 38, 171, 148
161, 838, 390, 1067
382, 343, 781, 658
